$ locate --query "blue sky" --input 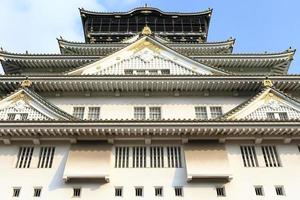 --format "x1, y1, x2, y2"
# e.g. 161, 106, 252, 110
0, 0, 299, 73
